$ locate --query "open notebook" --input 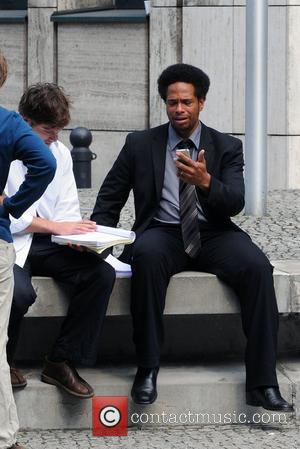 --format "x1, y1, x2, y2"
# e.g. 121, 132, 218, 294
51, 225, 135, 254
